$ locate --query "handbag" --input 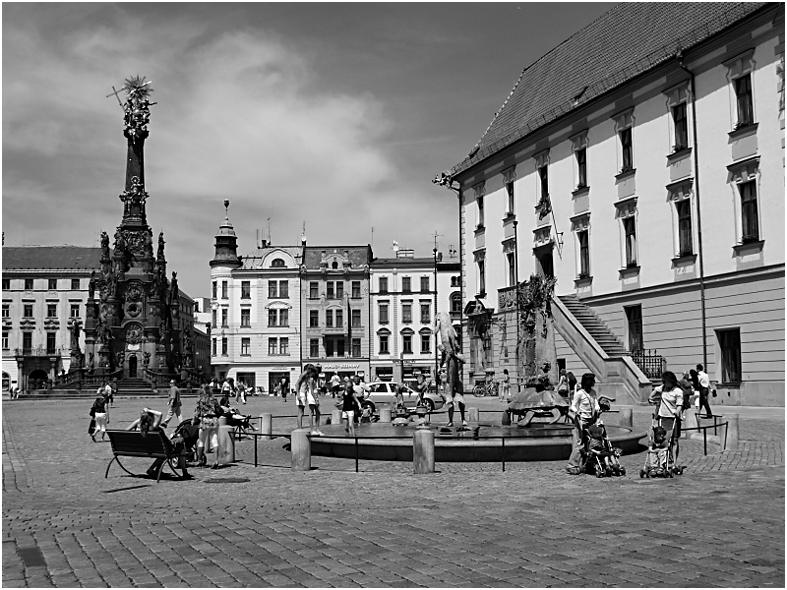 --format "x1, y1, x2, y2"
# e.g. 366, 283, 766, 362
711, 388, 717, 397
88, 419, 96, 435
